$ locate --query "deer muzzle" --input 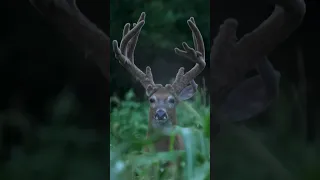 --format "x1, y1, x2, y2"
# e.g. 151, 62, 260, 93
155, 108, 168, 121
